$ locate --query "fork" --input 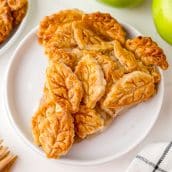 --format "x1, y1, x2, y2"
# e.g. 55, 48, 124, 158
0, 140, 17, 172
